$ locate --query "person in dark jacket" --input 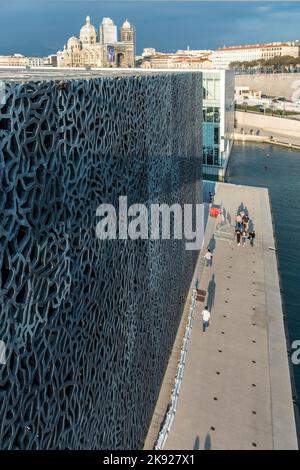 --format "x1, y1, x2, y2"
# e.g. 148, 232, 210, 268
248, 230, 256, 247
236, 229, 241, 246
